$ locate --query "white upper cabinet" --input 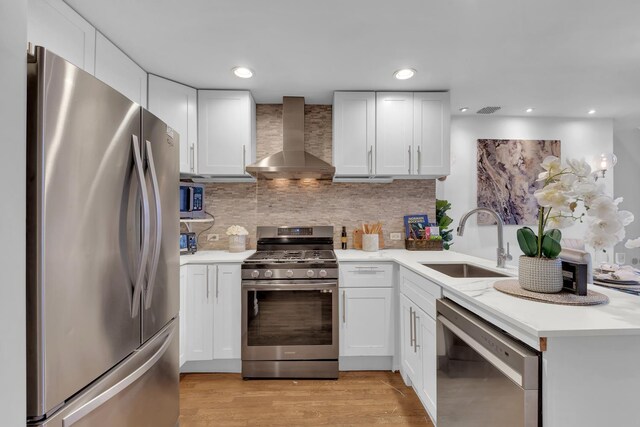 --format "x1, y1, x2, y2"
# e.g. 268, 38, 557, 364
333, 92, 376, 176
148, 75, 198, 174
376, 92, 414, 176
333, 91, 450, 179
27, 0, 96, 74
94, 32, 147, 107
413, 92, 450, 176
198, 90, 256, 177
